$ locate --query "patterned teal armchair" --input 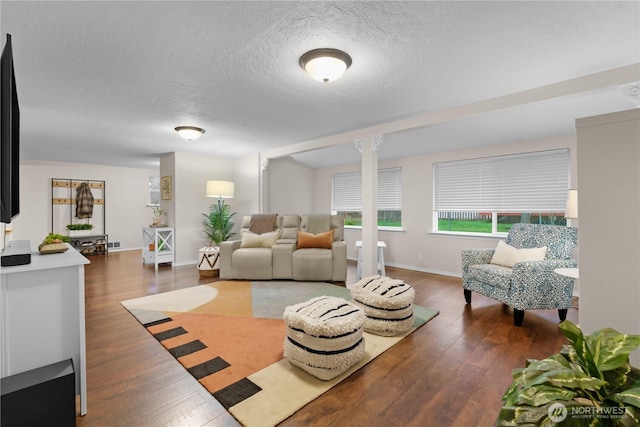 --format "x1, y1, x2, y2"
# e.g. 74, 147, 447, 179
461, 223, 578, 326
